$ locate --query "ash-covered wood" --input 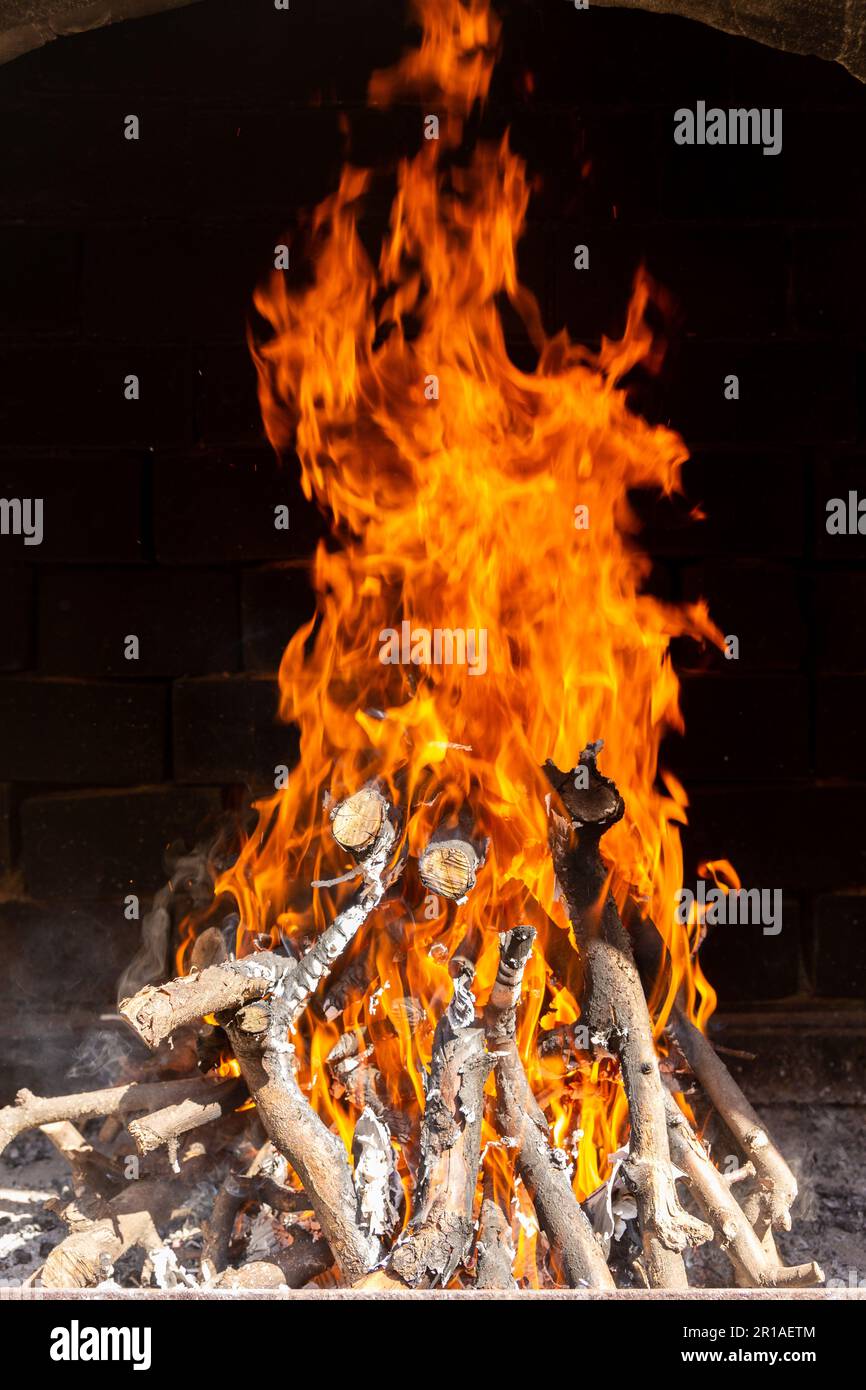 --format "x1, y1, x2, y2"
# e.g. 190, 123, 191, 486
224, 995, 379, 1284
485, 925, 615, 1289
352, 1106, 402, 1242
356, 962, 491, 1289
664, 1093, 823, 1288
668, 1009, 799, 1233
475, 1190, 517, 1289
545, 744, 712, 1287
326, 1030, 411, 1143
40, 1142, 207, 1289
279, 792, 402, 1026
0, 1075, 222, 1156
119, 951, 294, 1052
201, 1138, 282, 1280
127, 1077, 243, 1157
